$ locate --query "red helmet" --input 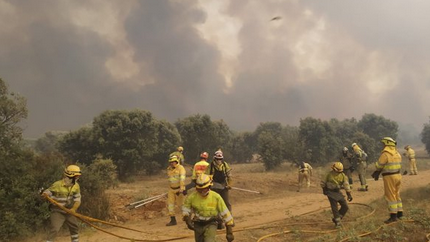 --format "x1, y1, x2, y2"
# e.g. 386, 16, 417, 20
200, 152, 209, 159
